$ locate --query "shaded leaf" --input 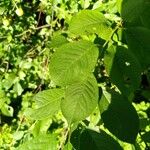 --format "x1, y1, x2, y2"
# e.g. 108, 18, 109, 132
141, 131, 150, 143
119, 0, 144, 23
104, 45, 141, 95
140, 1, 150, 29
101, 90, 139, 143
71, 127, 123, 150
125, 27, 150, 69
